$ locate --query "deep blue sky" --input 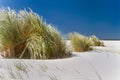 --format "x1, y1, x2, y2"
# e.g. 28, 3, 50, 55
0, 0, 120, 39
